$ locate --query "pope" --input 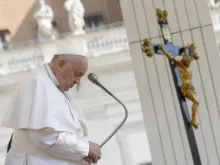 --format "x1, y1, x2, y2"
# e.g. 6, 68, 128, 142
1, 43, 101, 165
